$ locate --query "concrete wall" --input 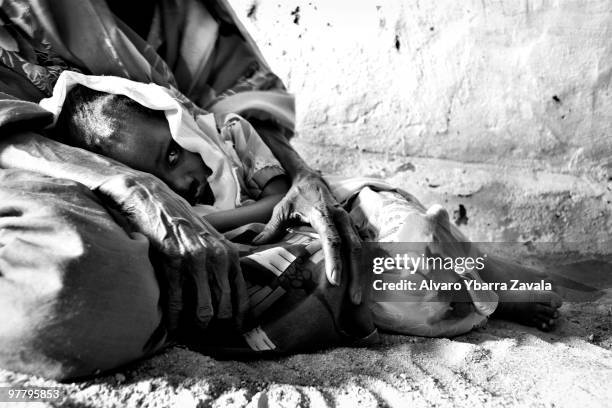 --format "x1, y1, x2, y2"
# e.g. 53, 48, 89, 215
227, 0, 612, 253
230, 0, 612, 180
